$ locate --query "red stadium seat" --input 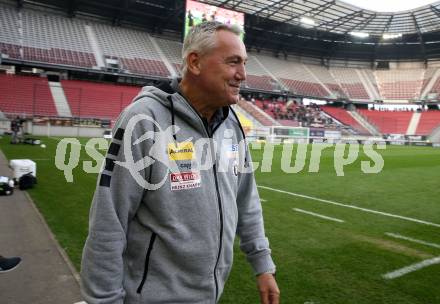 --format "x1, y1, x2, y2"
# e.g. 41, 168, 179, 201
61, 80, 140, 120
321, 106, 370, 134
0, 74, 57, 117
358, 109, 413, 134
415, 111, 440, 135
